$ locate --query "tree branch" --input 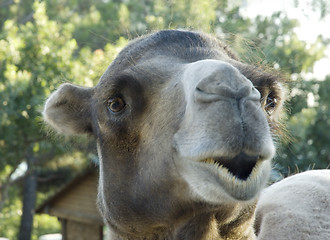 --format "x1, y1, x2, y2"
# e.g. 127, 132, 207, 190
1, 0, 14, 8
